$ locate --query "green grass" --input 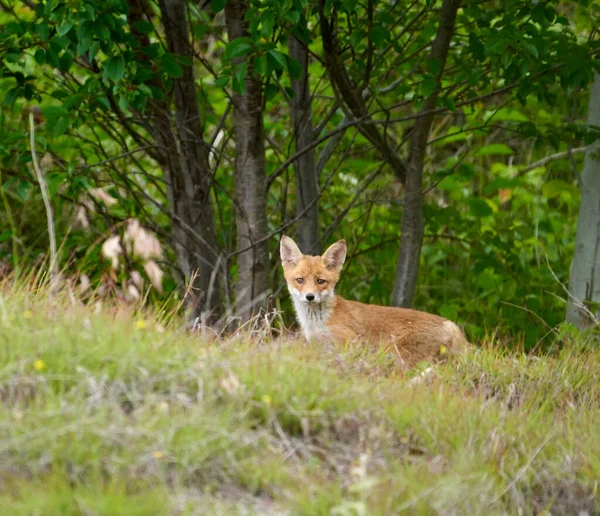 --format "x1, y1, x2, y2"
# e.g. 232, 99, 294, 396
1, 286, 599, 515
